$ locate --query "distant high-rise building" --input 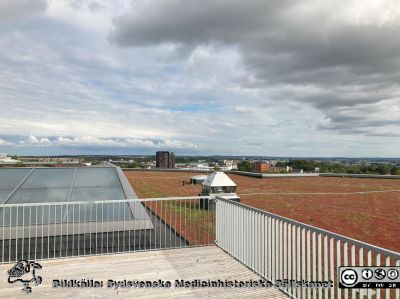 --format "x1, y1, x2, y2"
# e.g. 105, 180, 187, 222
168, 152, 176, 168
156, 151, 175, 168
